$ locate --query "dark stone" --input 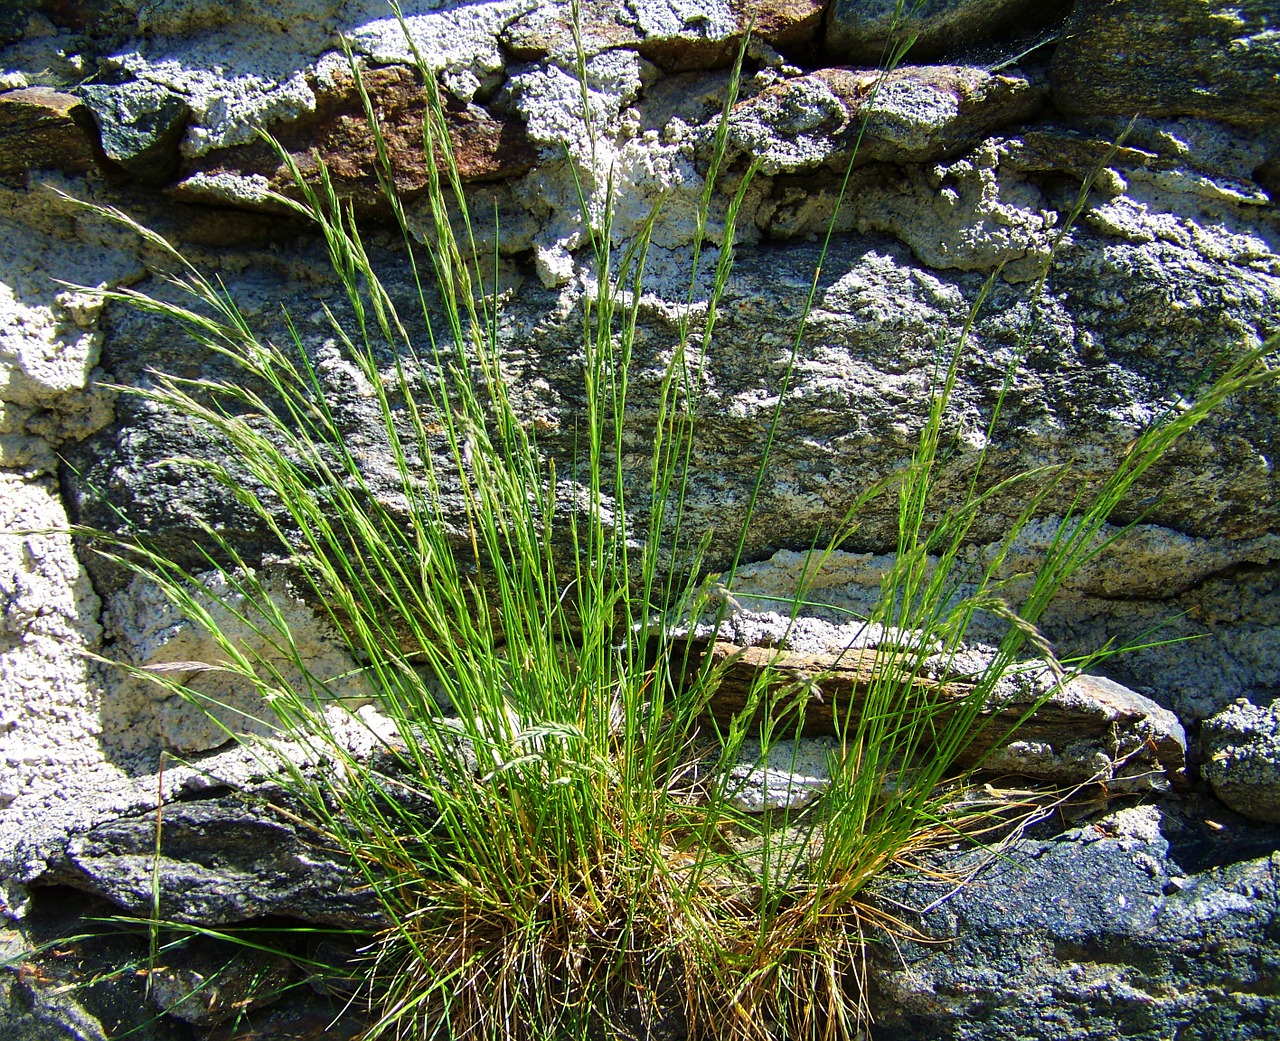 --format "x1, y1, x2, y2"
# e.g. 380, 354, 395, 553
14, 795, 1279, 1041
0, 5, 27, 45
78, 80, 190, 185
1255, 157, 1280, 201
146, 934, 294, 1025
37, 794, 384, 928
0, 86, 97, 185
826, 0, 1073, 65
868, 797, 1280, 1039
5, 886, 368, 1040
19, 0, 134, 35
1051, 0, 1280, 129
